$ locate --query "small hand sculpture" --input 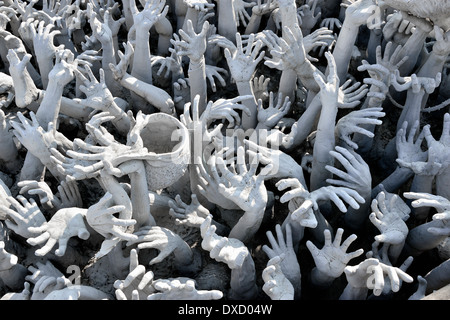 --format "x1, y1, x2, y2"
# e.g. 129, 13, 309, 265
256, 92, 291, 130
307, 228, 363, 285
262, 223, 301, 296
396, 120, 428, 170
224, 33, 265, 84
26, 260, 72, 300
148, 278, 223, 300
171, 19, 209, 63
126, 225, 193, 266
27, 208, 90, 257
86, 192, 137, 241
335, 107, 385, 149
200, 216, 249, 269
114, 249, 155, 300
325, 146, 372, 197
244, 139, 304, 183
366, 241, 414, 295
233, 0, 255, 28
403, 192, 450, 236
0, 195, 46, 239
298, 0, 322, 34
276, 178, 365, 226
262, 255, 294, 300
168, 194, 212, 227
369, 191, 409, 245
